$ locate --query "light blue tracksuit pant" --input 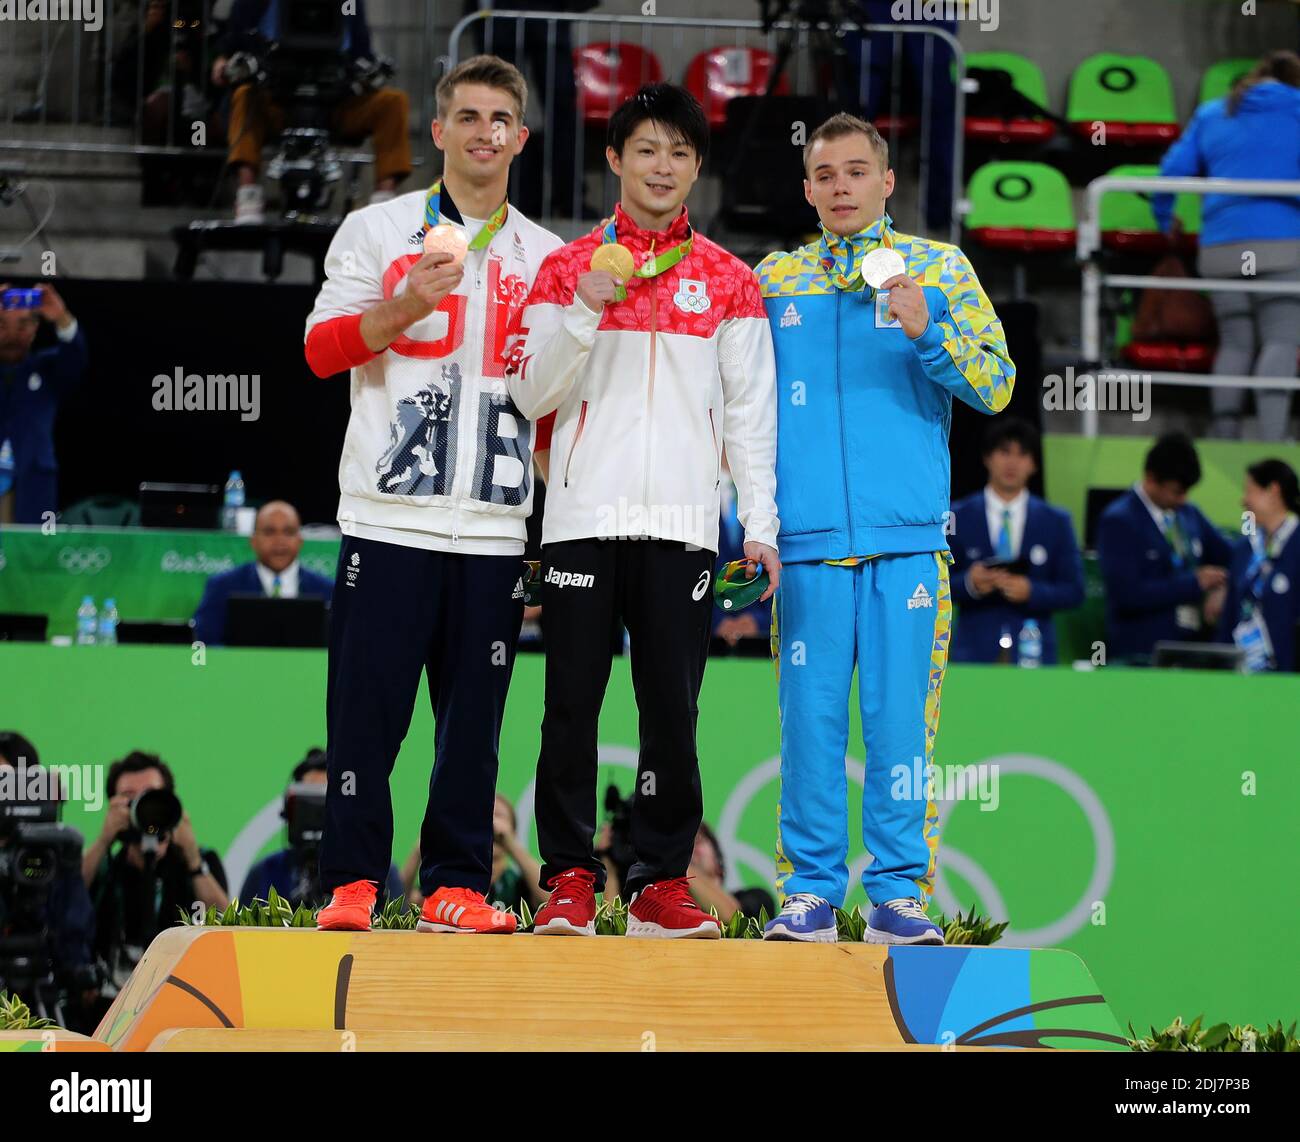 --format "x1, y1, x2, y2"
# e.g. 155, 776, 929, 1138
773, 552, 952, 907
